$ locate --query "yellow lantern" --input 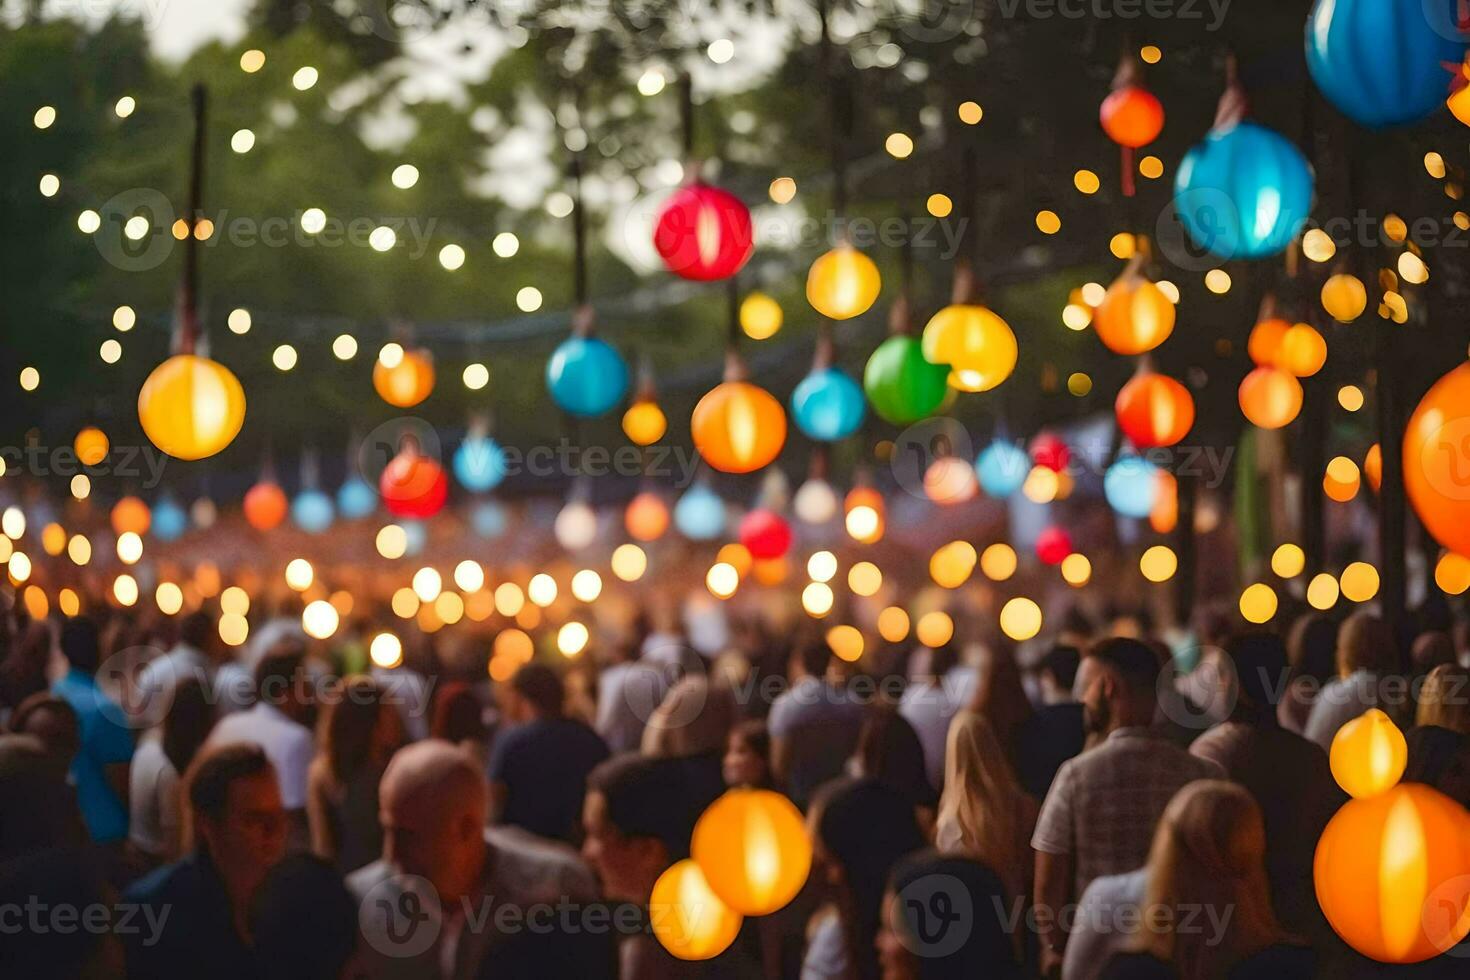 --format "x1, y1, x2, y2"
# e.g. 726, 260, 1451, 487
806, 244, 881, 320
1364, 444, 1382, 492
138, 354, 246, 460
74, 427, 109, 466
1247, 317, 1291, 366
1238, 366, 1303, 429
622, 398, 667, 446
921, 304, 1017, 392
740, 292, 783, 340
691, 380, 787, 474
1330, 708, 1407, 800
691, 789, 811, 915
1322, 273, 1367, 323
1277, 323, 1327, 377
1093, 259, 1175, 355
1324, 456, 1362, 503
1450, 67, 1470, 126
649, 859, 743, 961
373, 347, 435, 408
